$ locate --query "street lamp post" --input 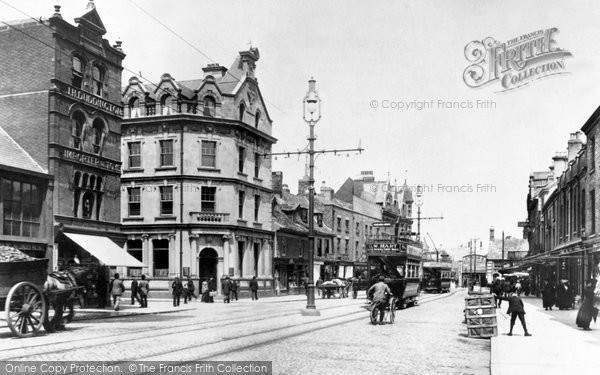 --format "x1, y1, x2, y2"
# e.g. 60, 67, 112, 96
416, 185, 423, 241
302, 78, 321, 316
